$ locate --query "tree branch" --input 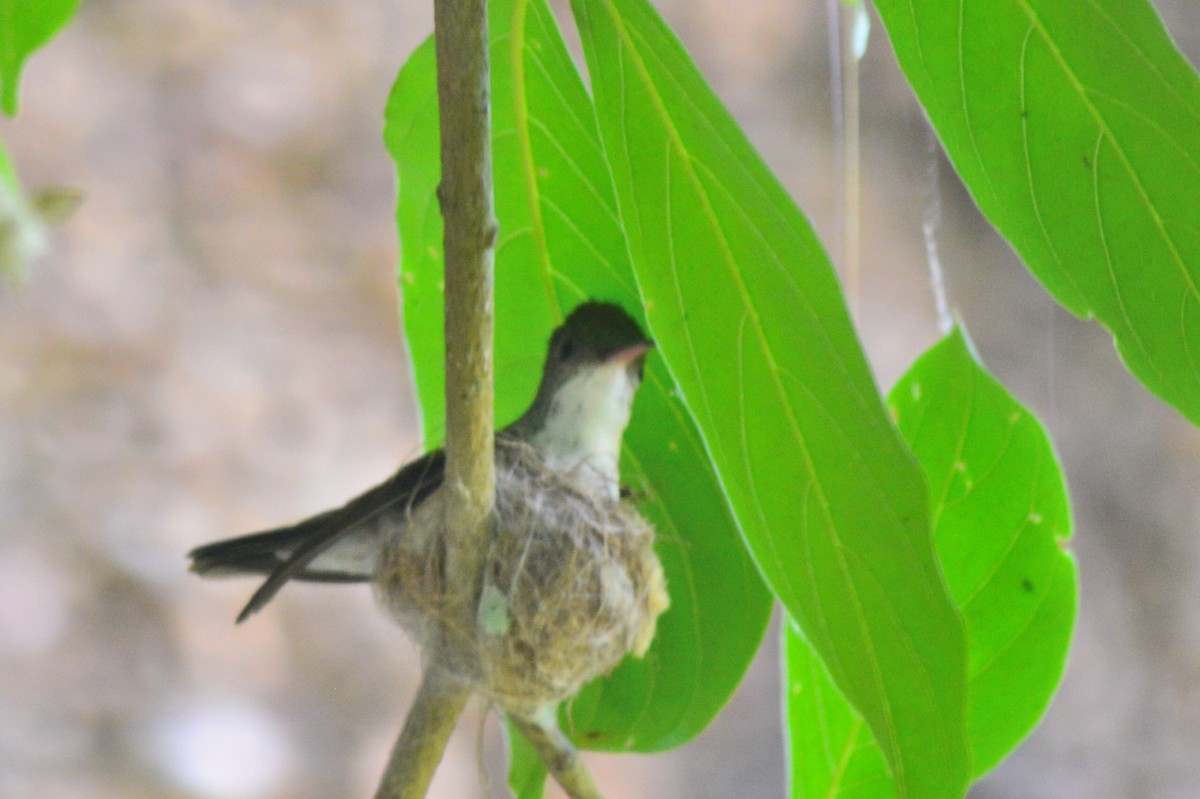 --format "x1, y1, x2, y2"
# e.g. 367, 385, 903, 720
435, 0, 496, 636
374, 0, 495, 795
510, 714, 603, 799
373, 672, 473, 799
